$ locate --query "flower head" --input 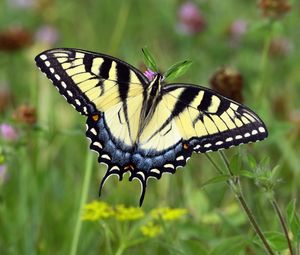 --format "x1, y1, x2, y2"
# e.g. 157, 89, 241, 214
35, 25, 59, 46
228, 19, 248, 48
0, 124, 19, 142
82, 201, 114, 221
143, 68, 157, 82
151, 207, 188, 221
141, 221, 162, 238
115, 205, 145, 221
13, 105, 37, 125
258, 0, 291, 19
269, 37, 292, 57
0, 26, 32, 52
177, 1, 206, 35
210, 67, 243, 103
